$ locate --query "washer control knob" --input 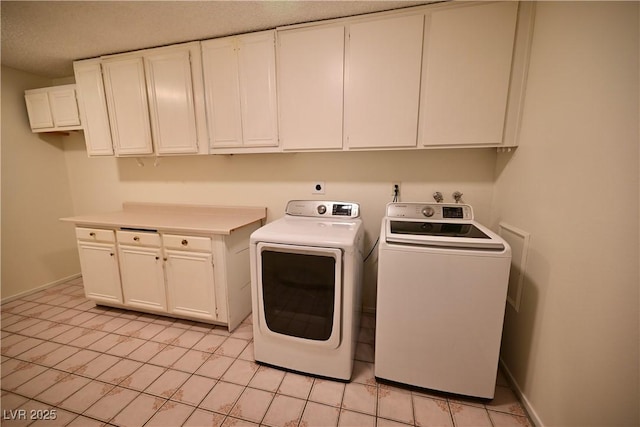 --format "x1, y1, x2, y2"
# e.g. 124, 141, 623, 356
317, 205, 327, 215
422, 206, 435, 217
